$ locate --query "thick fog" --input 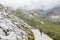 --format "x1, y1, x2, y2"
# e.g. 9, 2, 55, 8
0, 0, 60, 10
